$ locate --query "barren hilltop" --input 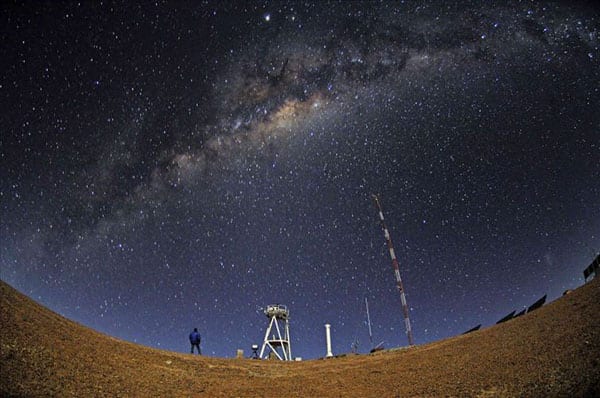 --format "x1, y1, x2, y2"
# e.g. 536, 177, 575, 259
1, 278, 599, 397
